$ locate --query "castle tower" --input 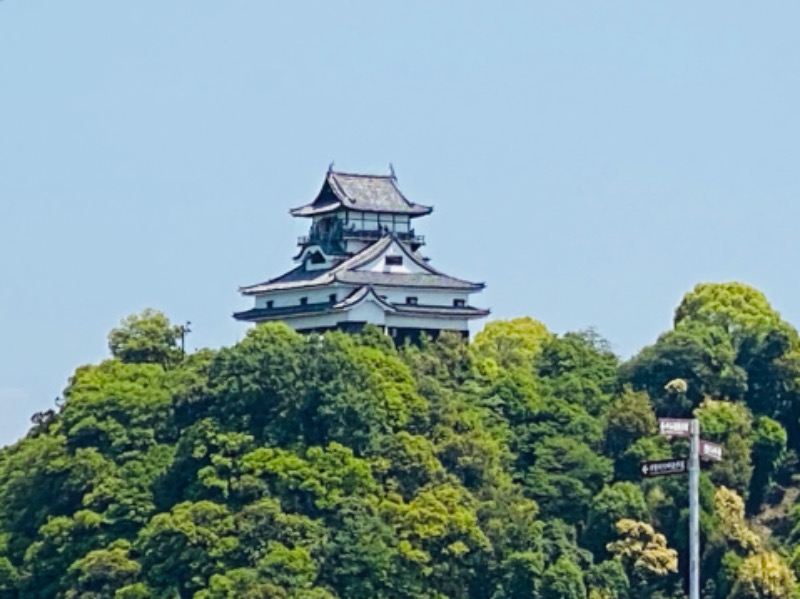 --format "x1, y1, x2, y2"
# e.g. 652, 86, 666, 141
234, 169, 488, 342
